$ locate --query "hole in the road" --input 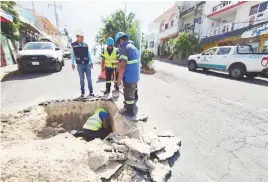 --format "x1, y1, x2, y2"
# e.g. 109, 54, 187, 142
38, 99, 132, 139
